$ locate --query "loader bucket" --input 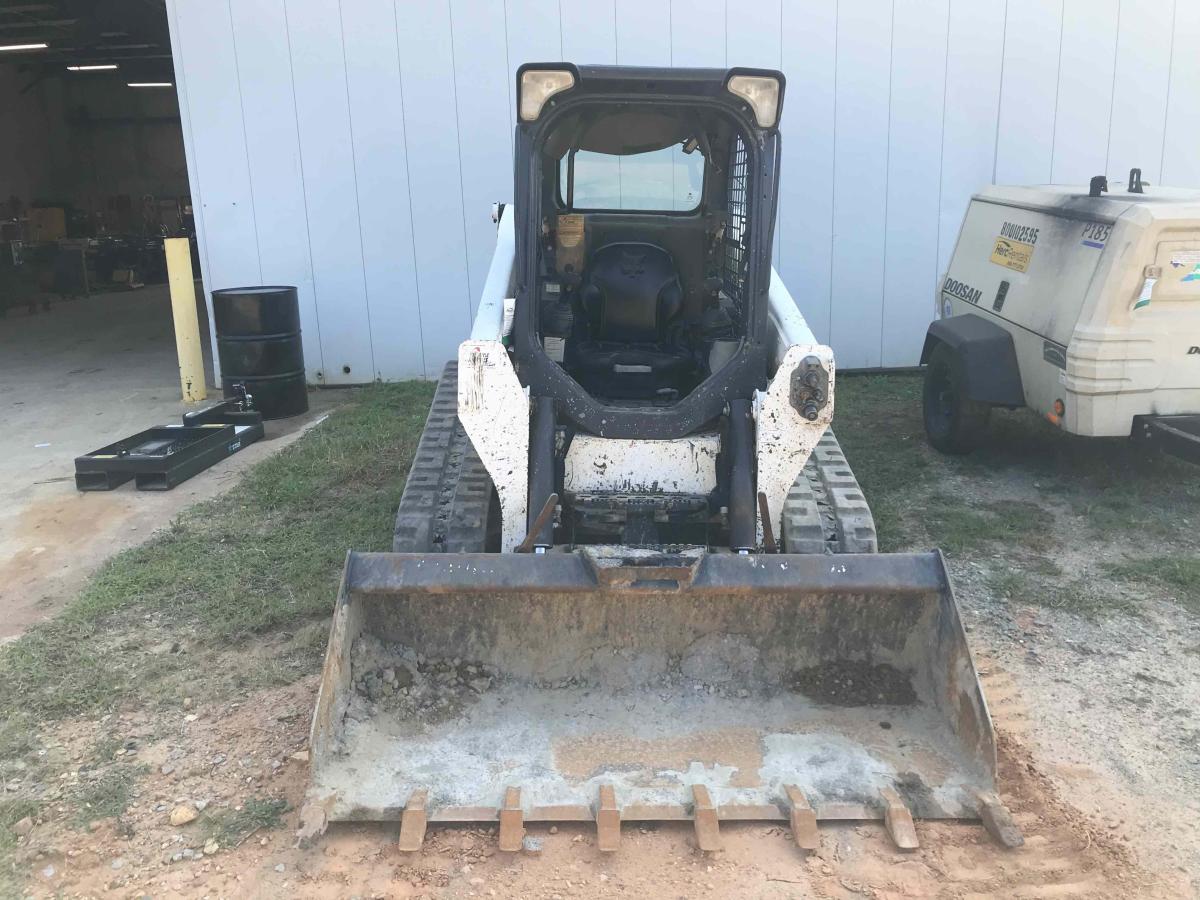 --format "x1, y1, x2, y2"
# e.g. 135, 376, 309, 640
307, 549, 995, 839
